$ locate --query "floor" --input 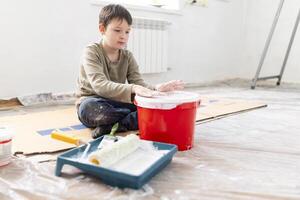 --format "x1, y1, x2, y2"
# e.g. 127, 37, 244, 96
1, 79, 300, 200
